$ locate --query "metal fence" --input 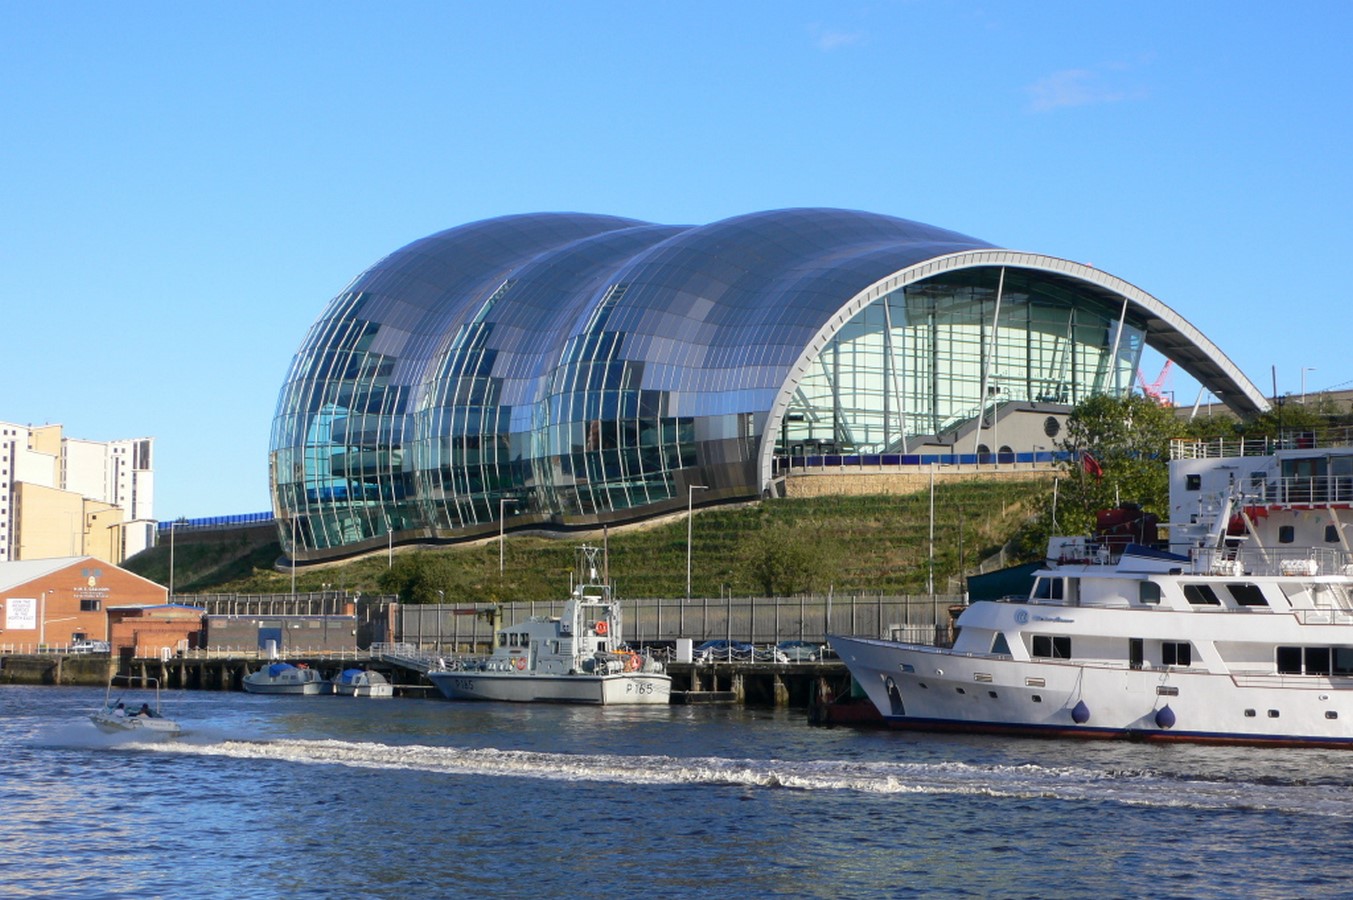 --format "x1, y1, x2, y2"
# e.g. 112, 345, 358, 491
395, 593, 964, 652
